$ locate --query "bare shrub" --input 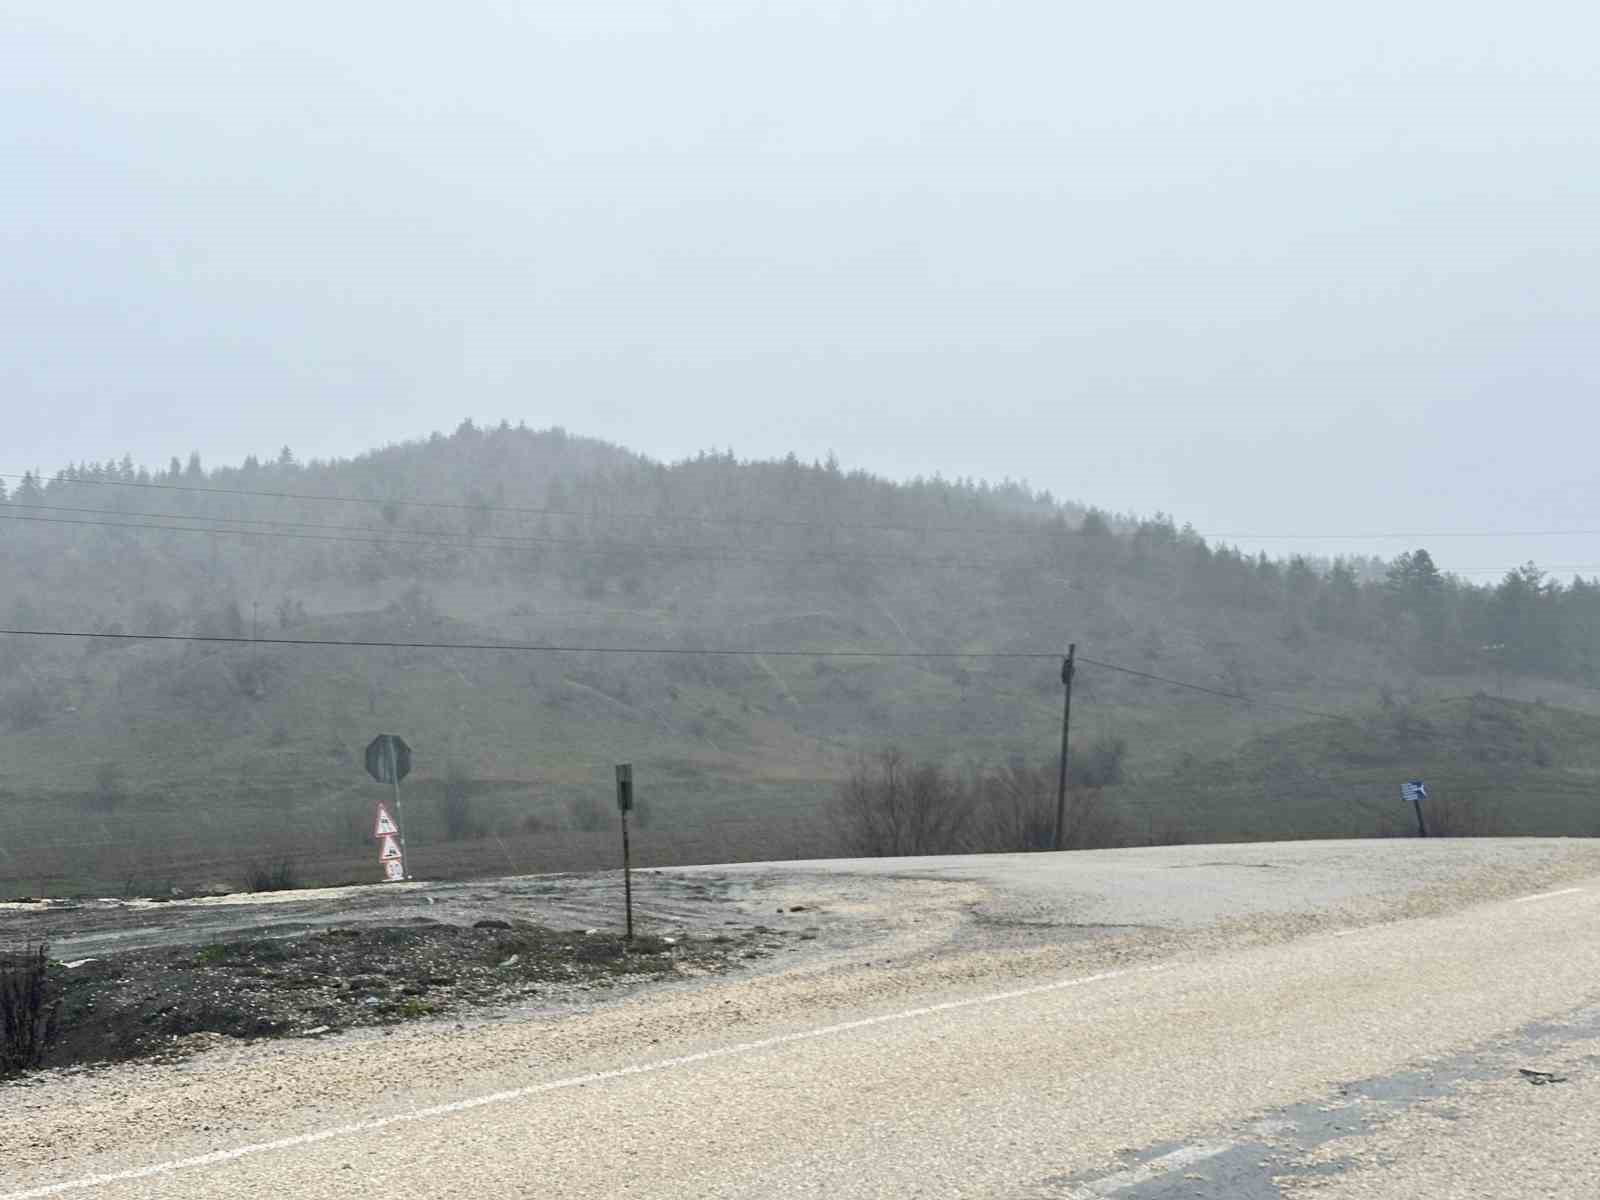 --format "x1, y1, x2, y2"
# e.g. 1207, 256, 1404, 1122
1423, 790, 1499, 837
831, 748, 970, 857
1, 944, 59, 1078
245, 858, 299, 892
970, 761, 1123, 852
833, 748, 1128, 858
